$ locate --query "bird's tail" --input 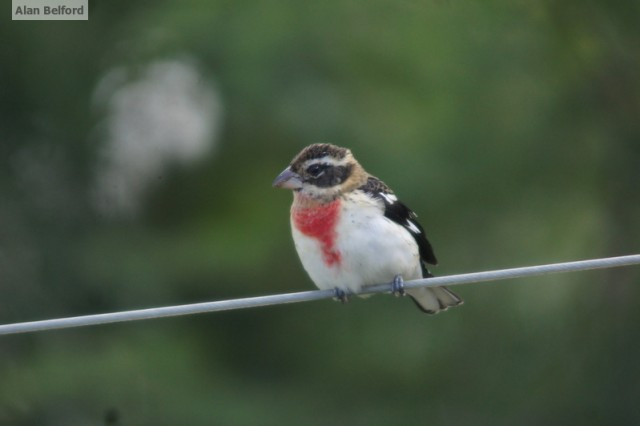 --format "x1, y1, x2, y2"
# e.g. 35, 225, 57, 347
407, 286, 463, 314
